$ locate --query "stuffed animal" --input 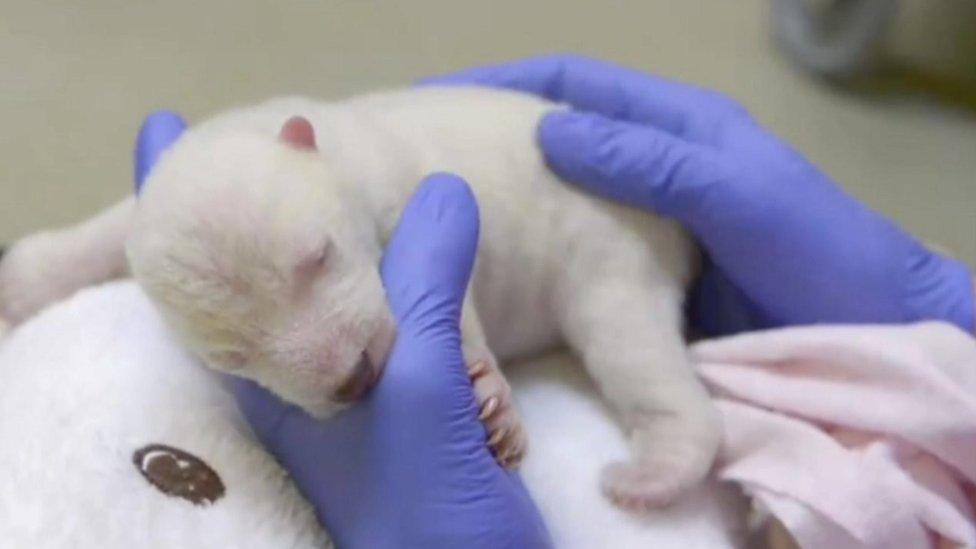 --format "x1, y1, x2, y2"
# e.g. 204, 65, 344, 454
0, 281, 742, 548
